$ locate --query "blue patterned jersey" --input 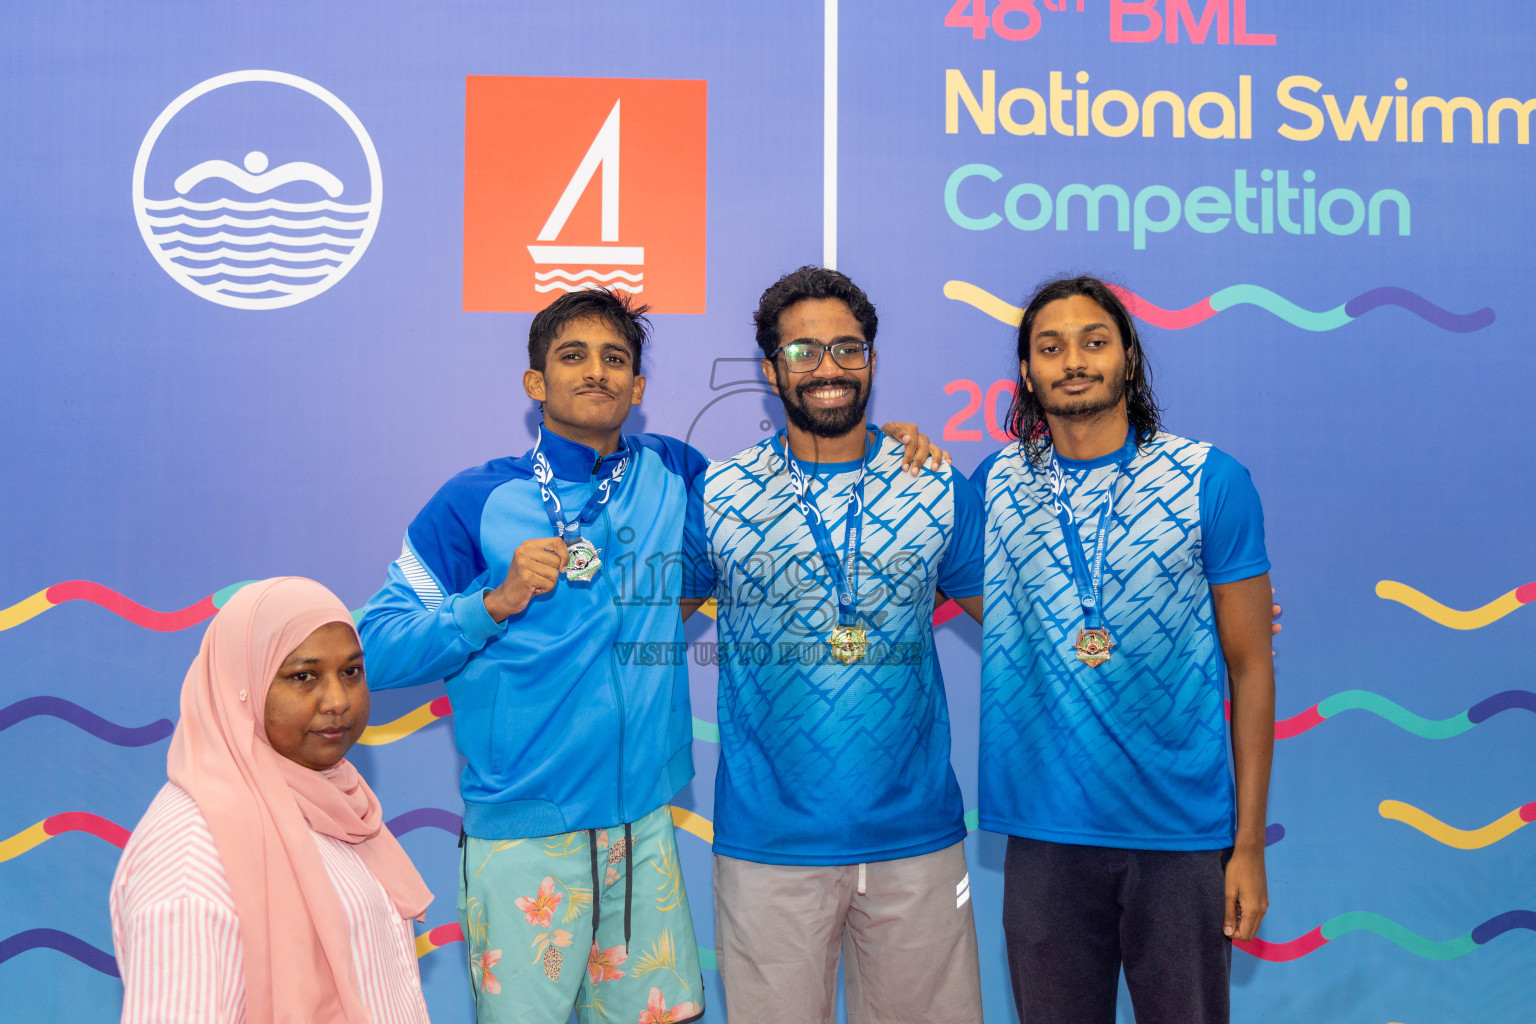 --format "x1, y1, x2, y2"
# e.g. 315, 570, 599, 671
701, 431, 984, 865
972, 431, 1268, 850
